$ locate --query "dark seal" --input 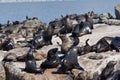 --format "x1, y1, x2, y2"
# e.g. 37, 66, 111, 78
40, 48, 62, 73
24, 44, 43, 73
57, 47, 84, 74
97, 61, 117, 80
